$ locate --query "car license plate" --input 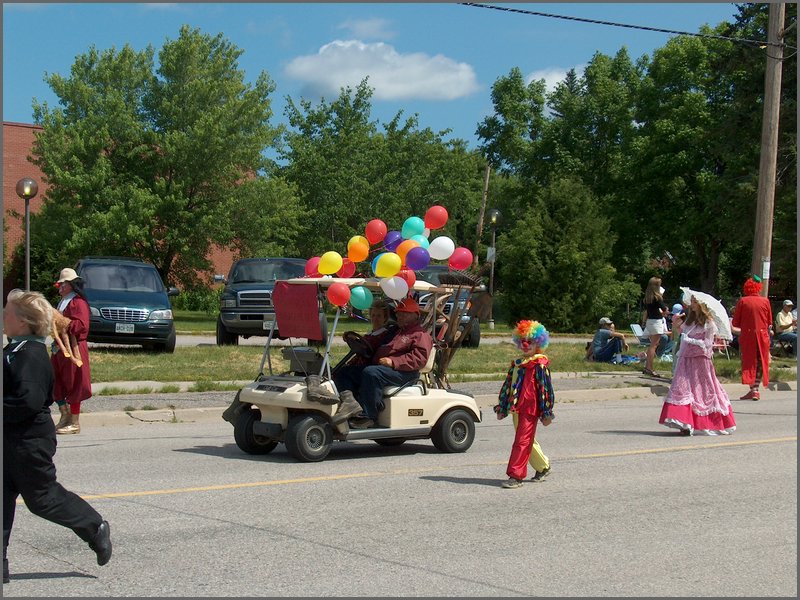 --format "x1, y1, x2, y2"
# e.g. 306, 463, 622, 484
262, 320, 273, 331
115, 323, 135, 334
